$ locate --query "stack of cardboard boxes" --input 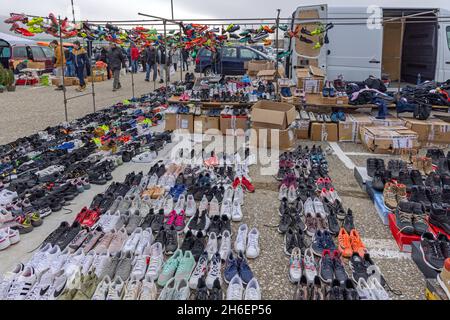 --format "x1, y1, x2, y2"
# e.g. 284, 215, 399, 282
251, 101, 296, 150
